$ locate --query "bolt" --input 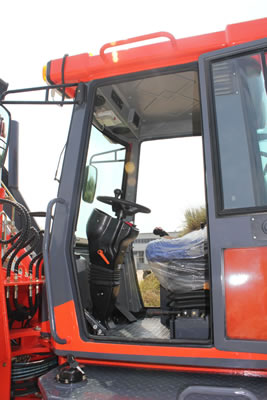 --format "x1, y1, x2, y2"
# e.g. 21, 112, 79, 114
253, 235, 257, 240
251, 217, 255, 221
34, 326, 41, 331
2, 362, 7, 367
